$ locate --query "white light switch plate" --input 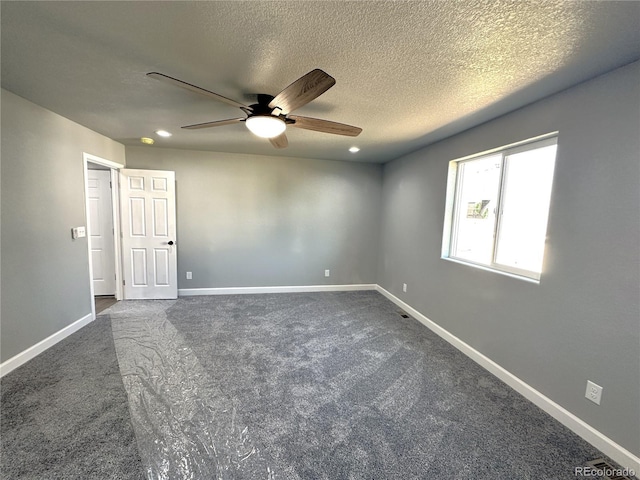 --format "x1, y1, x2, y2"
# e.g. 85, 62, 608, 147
71, 226, 86, 239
